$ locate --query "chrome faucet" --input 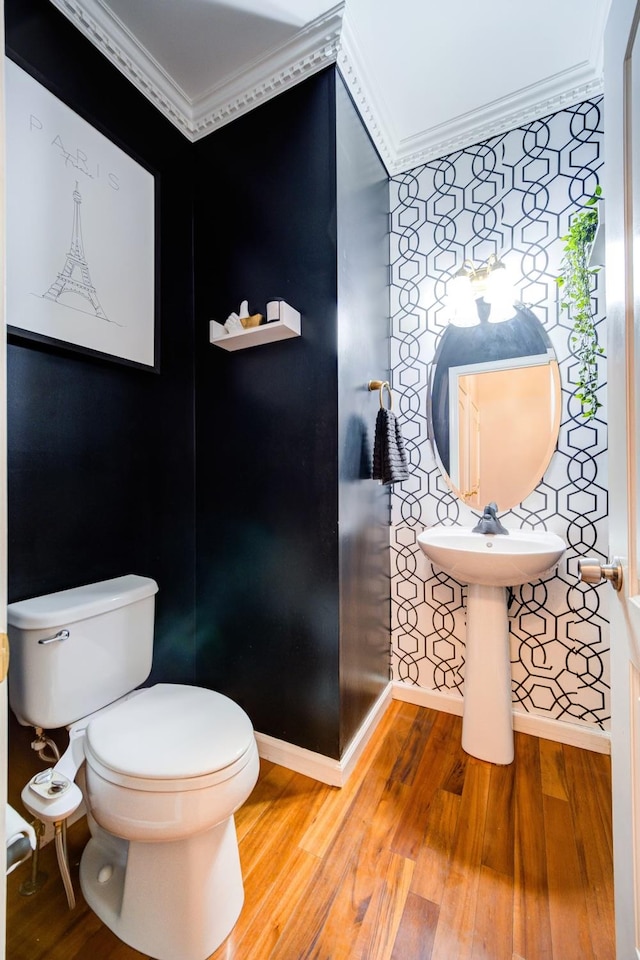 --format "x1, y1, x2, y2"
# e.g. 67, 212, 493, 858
472, 502, 509, 535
